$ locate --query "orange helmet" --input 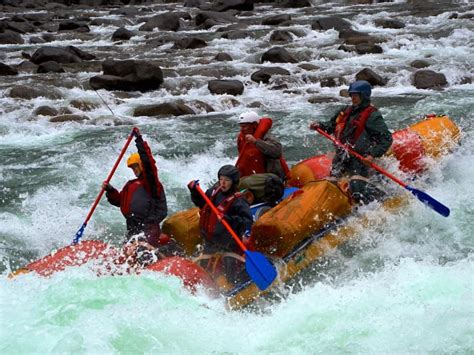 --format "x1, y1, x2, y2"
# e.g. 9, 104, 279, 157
127, 153, 142, 170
